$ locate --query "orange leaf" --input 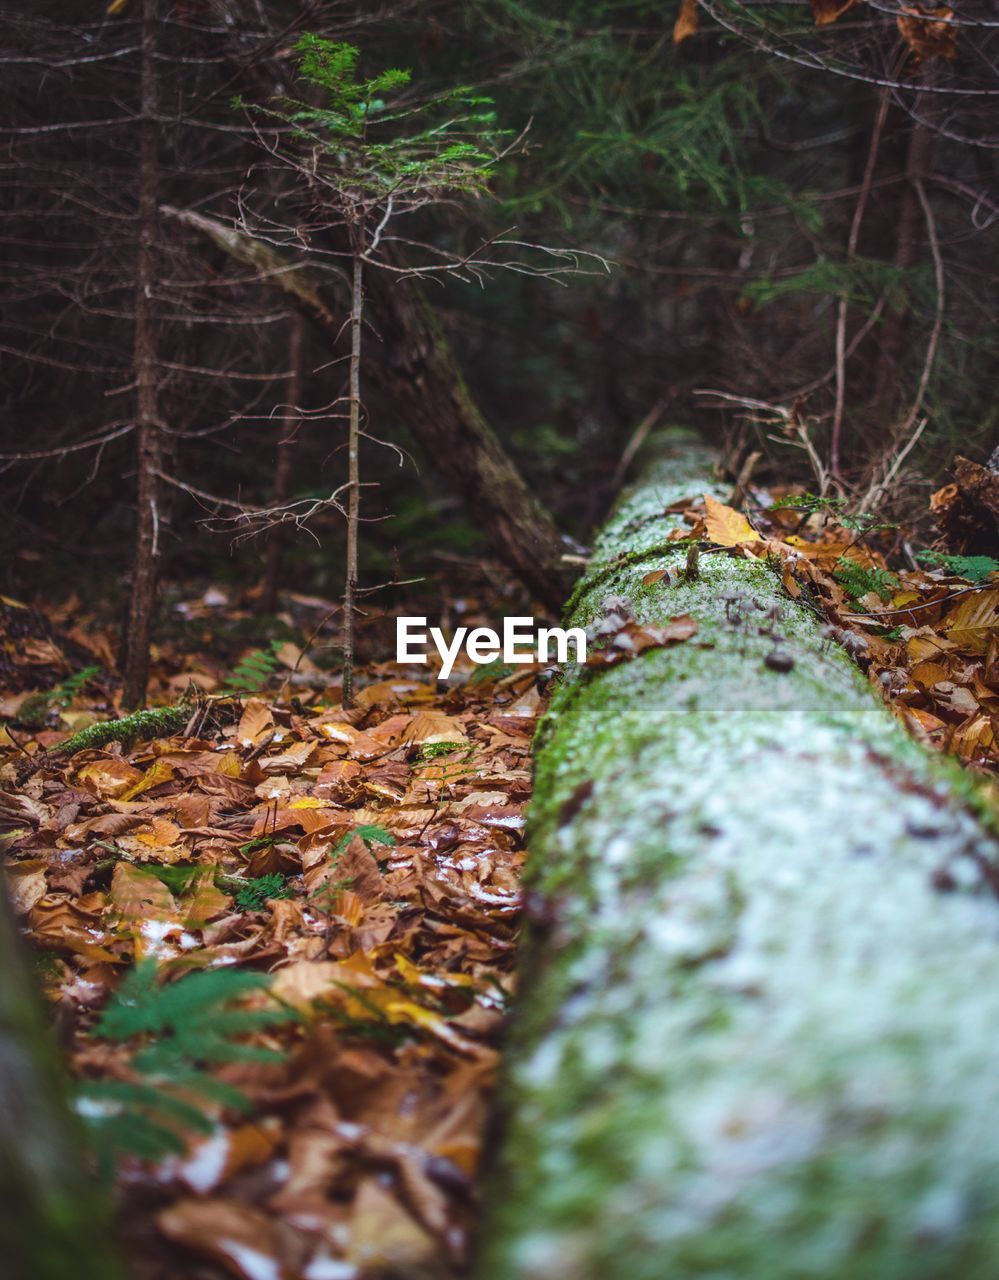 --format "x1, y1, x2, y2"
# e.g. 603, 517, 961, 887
897, 6, 957, 62
77, 757, 143, 800
810, 0, 858, 24
673, 0, 699, 44
236, 698, 274, 747
180, 868, 231, 927
402, 711, 469, 747
703, 494, 758, 547
111, 862, 176, 920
